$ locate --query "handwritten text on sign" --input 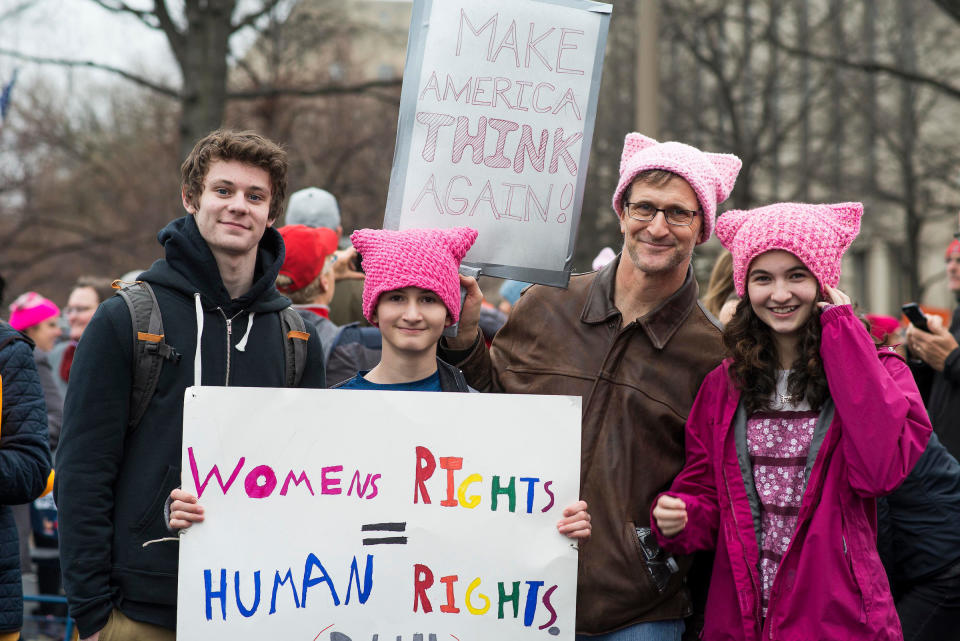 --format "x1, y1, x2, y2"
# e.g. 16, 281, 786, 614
177, 387, 582, 641
388, 0, 609, 278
